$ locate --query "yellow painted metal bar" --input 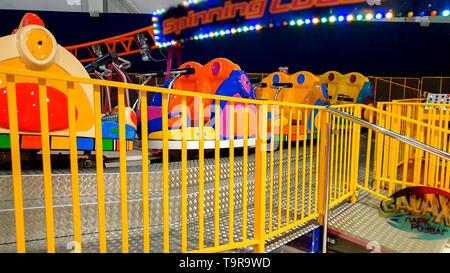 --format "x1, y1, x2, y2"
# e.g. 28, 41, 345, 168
162, 93, 169, 252
214, 100, 220, 248
330, 114, 336, 202
254, 104, 267, 253
330, 192, 363, 208
344, 108, 352, 195
364, 108, 374, 189
381, 105, 392, 190
117, 87, 129, 253
343, 108, 351, 195
301, 109, 307, 219
428, 106, 438, 187
181, 96, 188, 252
38, 78, 55, 253
423, 106, 434, 187
93, 85, 107, 253
67, 81, 82, 252
338, 115, 345, 197
374, 107, 385, 193
268, 105, 275, 233
413, 107, 424, 186
308, 109, 314, 215
141, 89, 150, 253
388, 105, 401, 195
314, 111, 322, 212
347, 107, 355, 196
229, 102, 235, 244
317, 110, 329, 225
378, 177, 419, 188
265, 213, 318, 239
355, 185, 390, 200
286, 107, 292, 225
277, 107, 284, 230
402, 106, 412, 189
444, 109, 450, 190
350, 106, 361, 203
5, 75, 26, 253
293, 108, 300, 222
403, 78, 406, 99
432, 108, 443, 188
438, 108, 445, 189
189, 240, 258, 253
198, 98, 205, 250
332, 114, 339, 201
388, 78, 393, 101
242, 103, 249, 241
